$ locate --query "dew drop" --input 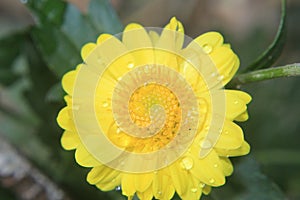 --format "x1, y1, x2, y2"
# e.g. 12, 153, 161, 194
144, 65, 150, 73
203, 44, 213, 54
200, 140, 212, 149
154, 171, 158, 174
157, 191, 162, 196
102, 101, 109, 107
191, 187, 198, 193
217, 75, 224, 81
72, 105, 80, 111
209, 178, 215, 184
115, 186, 121, 191
204, 125, 209, 131
116, 128, 121, 134
213, 163, 218, 168
127, 62, 134, 69
211, 72, 217, 77
224, 130, 229, 135
199, 183, 205, 188
234, 100, 239, 105
180, 156, 194, 170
